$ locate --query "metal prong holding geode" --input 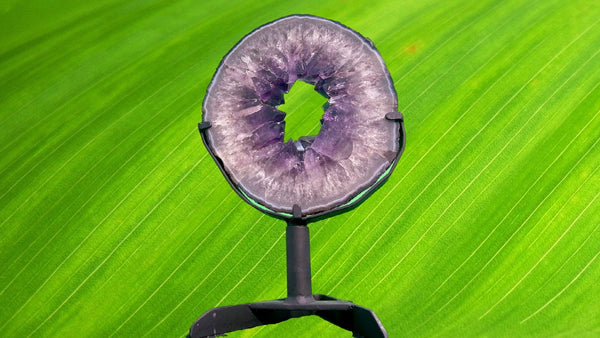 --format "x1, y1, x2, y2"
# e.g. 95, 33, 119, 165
201, 15, 404, 219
